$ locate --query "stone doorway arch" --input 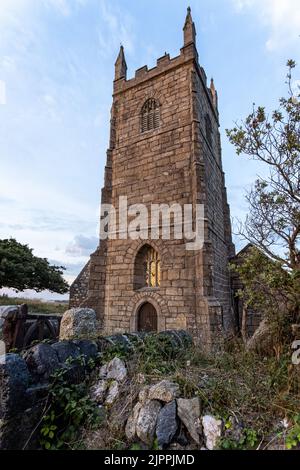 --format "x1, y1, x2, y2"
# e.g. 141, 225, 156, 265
128, 292, 168, 333
137, 302, 158, 332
